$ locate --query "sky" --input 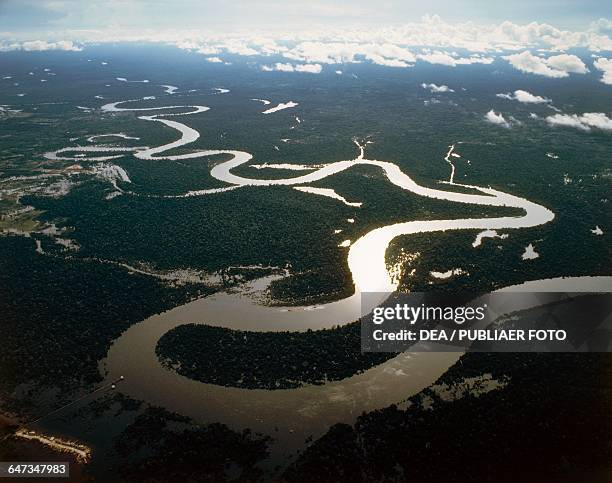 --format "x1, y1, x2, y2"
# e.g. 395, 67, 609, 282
1, 0, 611, 35
0, 1, 610, 131
0, 0, 611, 87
